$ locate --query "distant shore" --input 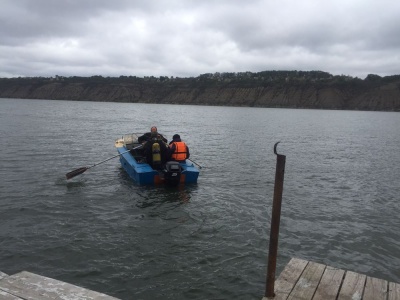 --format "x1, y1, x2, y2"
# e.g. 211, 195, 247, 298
1, 71, 399, 111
